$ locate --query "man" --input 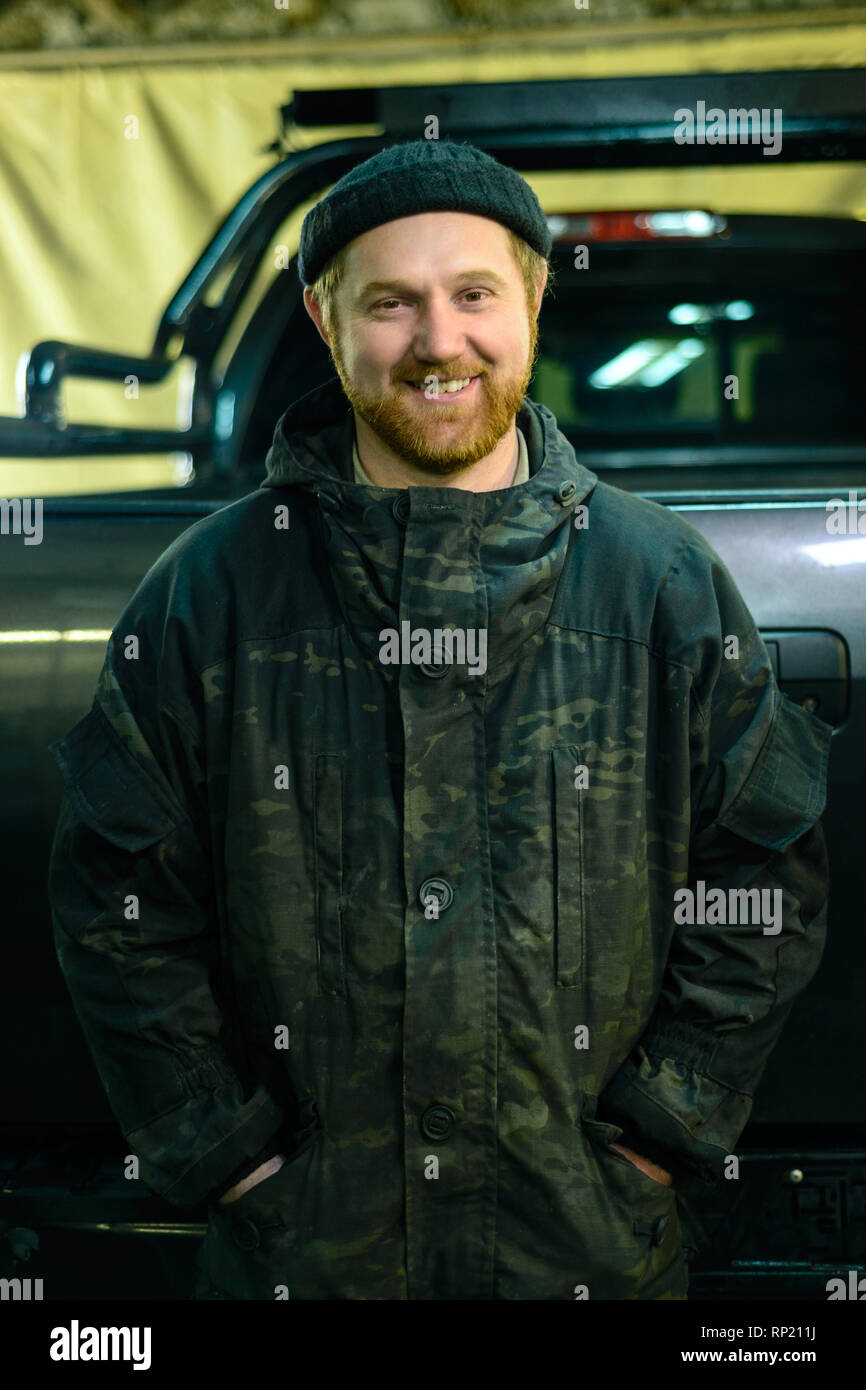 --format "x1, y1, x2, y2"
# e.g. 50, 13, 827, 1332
48, 139, 832, 1300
